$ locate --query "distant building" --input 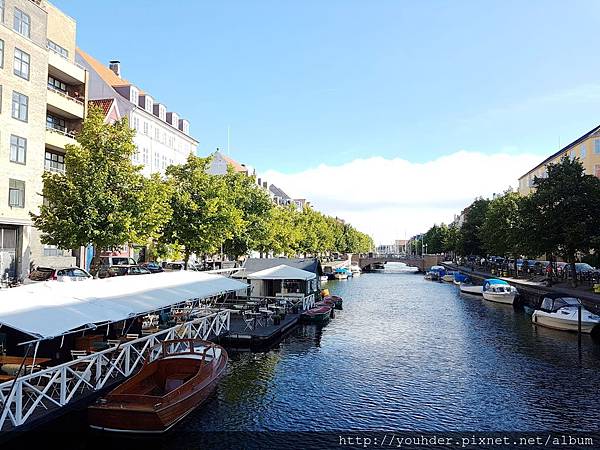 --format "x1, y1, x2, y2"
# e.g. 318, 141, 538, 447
269, 184, 292, 206
518, 124, 600, 195
0, 0, 89, 278
76, 49, 198, 176
206, 150, 249, 175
